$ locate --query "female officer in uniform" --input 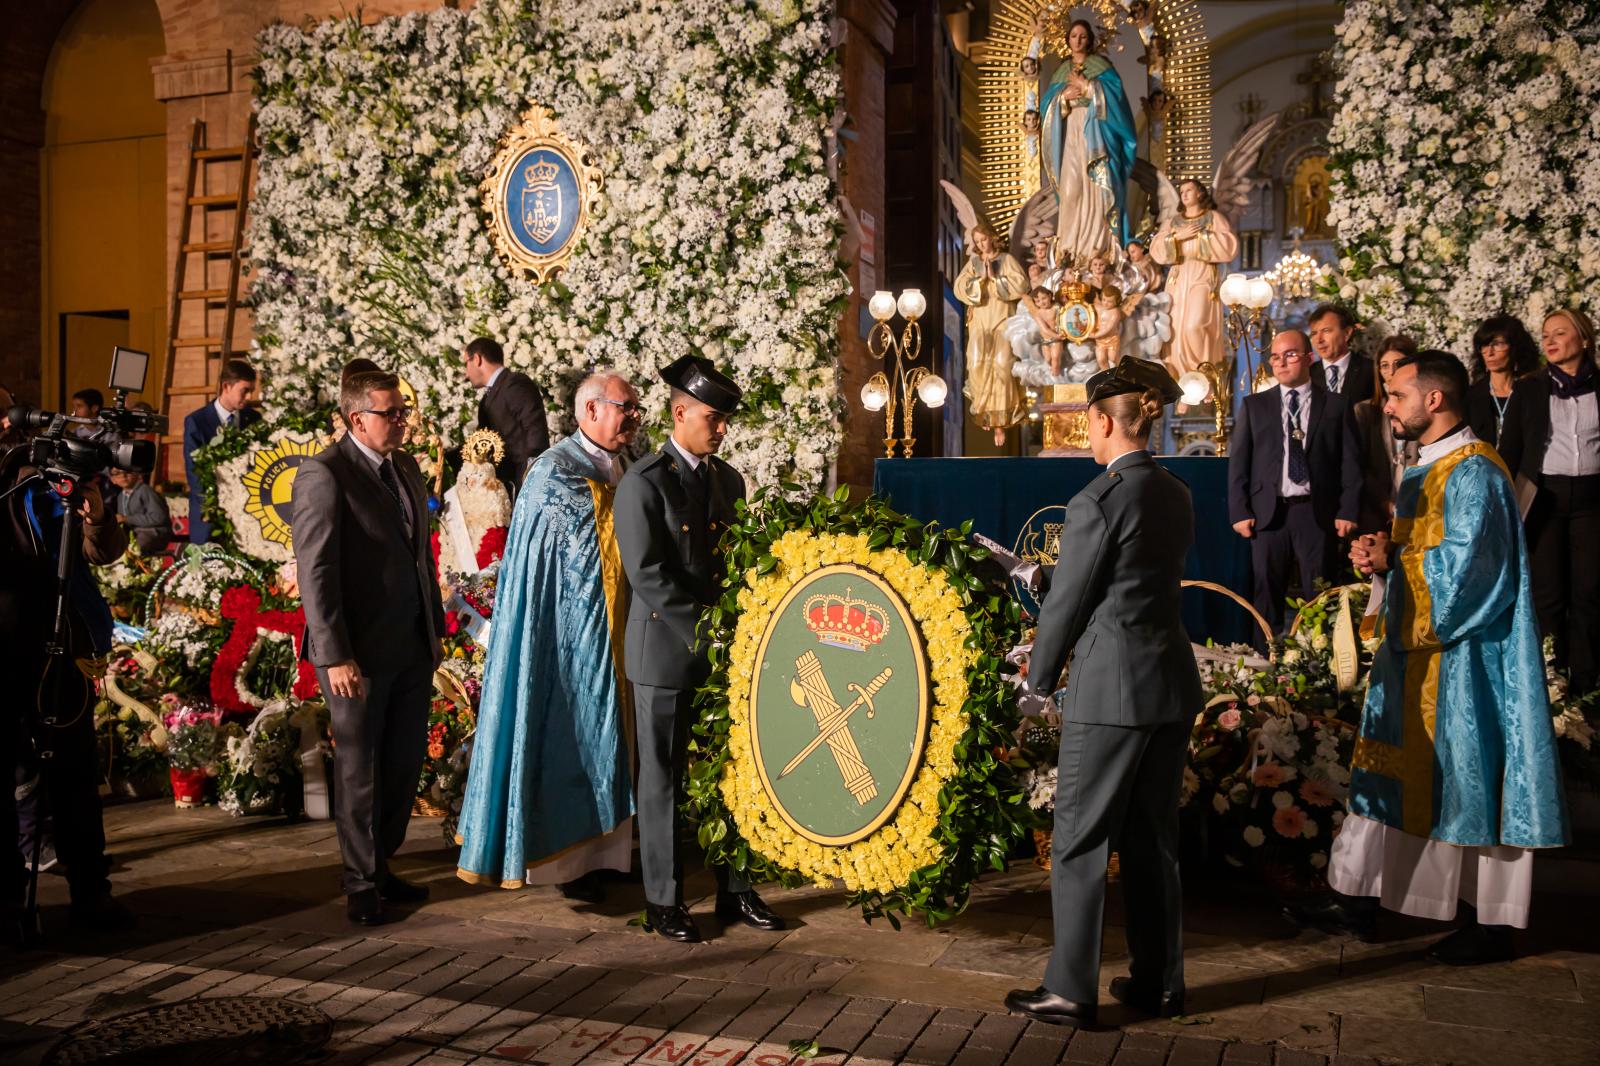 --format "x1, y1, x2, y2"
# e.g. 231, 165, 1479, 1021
1005, 359, 1202, 1027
